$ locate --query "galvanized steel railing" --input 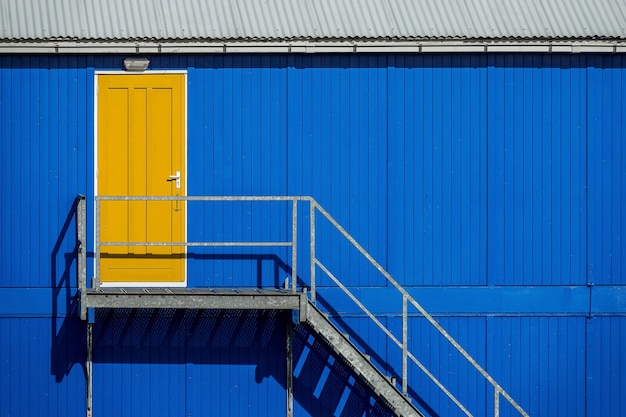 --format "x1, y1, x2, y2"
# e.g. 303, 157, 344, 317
308, 200, 529, 417
93, 195, 306, 290
89, 195, 529, 417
